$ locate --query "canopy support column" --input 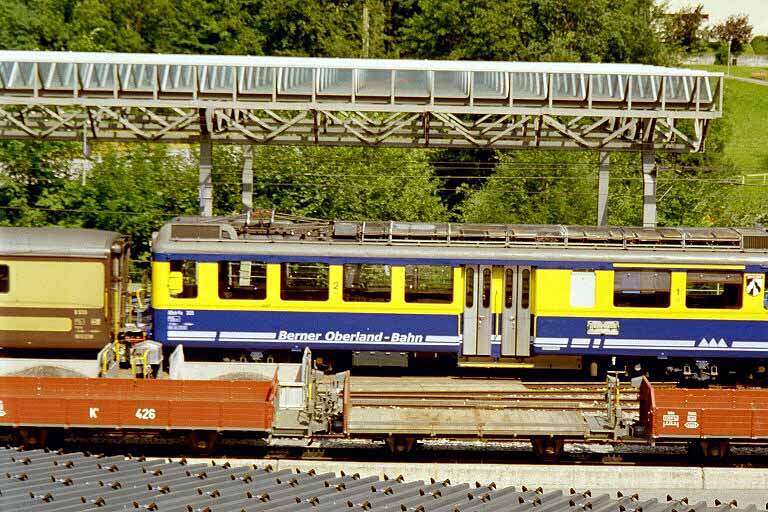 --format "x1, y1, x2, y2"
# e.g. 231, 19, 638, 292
242, 145, 253, 213
597, 152, 610, 226
199, 135, 213, 217
642, 149, 657, 228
